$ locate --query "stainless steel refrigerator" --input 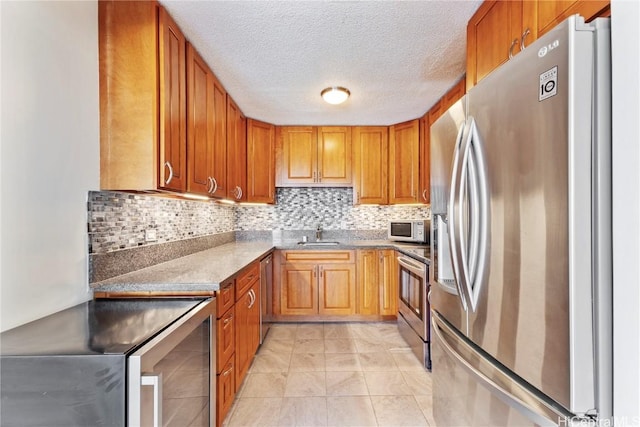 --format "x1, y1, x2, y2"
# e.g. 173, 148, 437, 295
429, 15, 612, 426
